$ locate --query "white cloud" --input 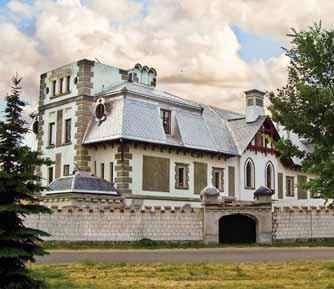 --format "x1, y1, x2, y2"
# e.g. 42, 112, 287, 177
0, 0, 331, 115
